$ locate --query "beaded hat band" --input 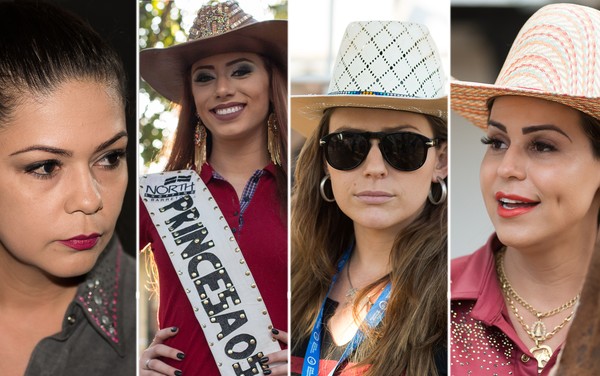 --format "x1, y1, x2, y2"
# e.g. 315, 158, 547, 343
451, 3, 600, 129
140, 0, 286, 103
292, 21, 448, 138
